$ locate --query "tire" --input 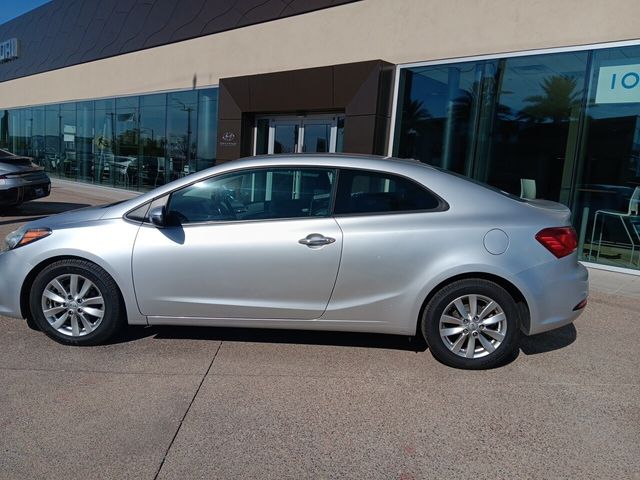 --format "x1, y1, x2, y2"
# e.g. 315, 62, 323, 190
29, 259, 124, 346
421, 279, 521, 369
25, 315, 41, 331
